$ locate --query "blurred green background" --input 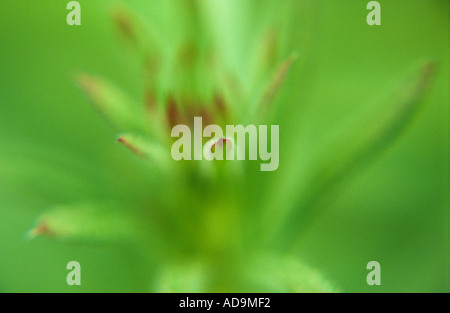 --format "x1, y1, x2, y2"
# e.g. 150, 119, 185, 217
0, 0, 448, 292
